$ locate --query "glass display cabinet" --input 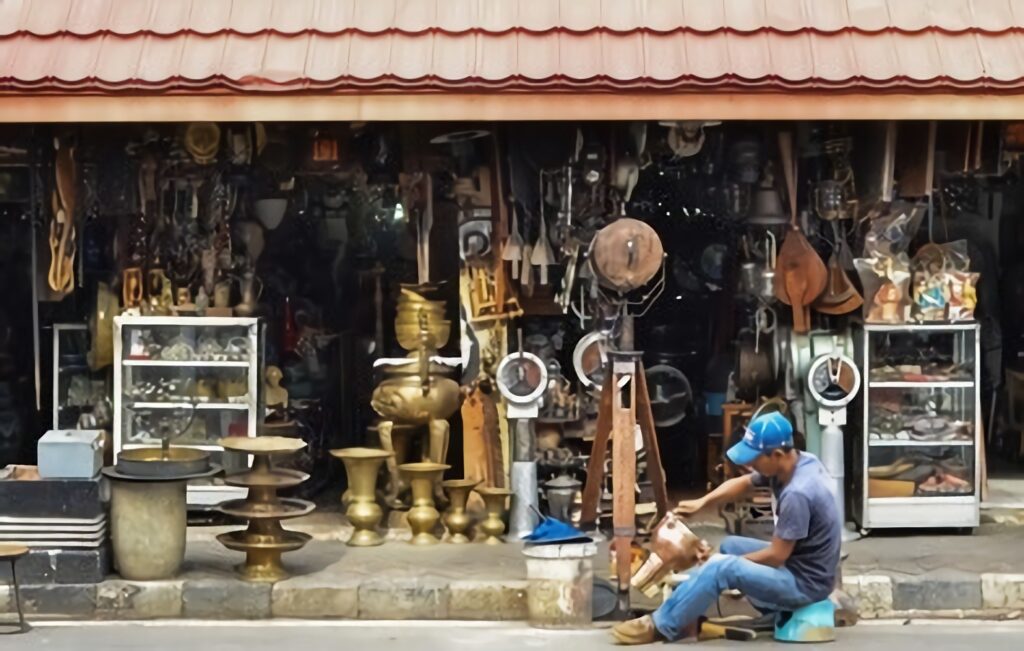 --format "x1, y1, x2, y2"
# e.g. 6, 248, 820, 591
855, 323, 981, 532
113, 316, 262, 506
52, 323, 108, 430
